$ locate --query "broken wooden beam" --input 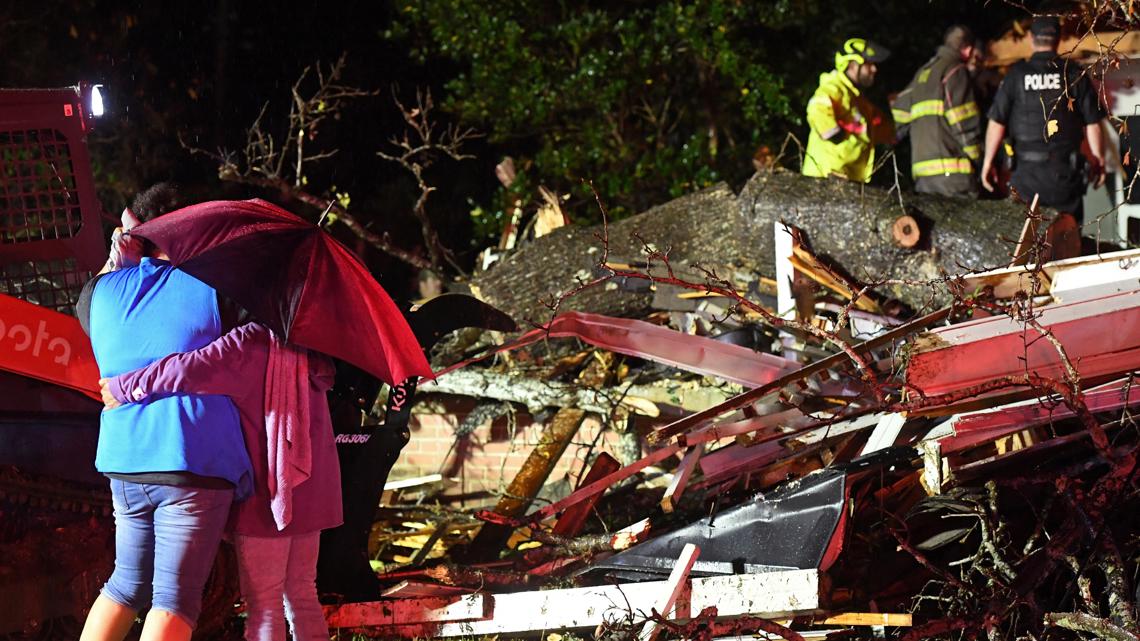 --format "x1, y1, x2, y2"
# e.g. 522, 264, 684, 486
645, 307, 951, 445
328, 569, 823, 637
469, 407, 587, 558
323, 593, 488, 628
477, 443, 683, 528
640, 543, 700, 641
551, 452, 622, 537
660, 446, 703, 513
